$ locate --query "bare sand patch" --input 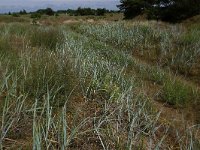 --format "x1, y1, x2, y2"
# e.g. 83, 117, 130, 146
63, 19, 79, 24
87, 19, 94, 23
